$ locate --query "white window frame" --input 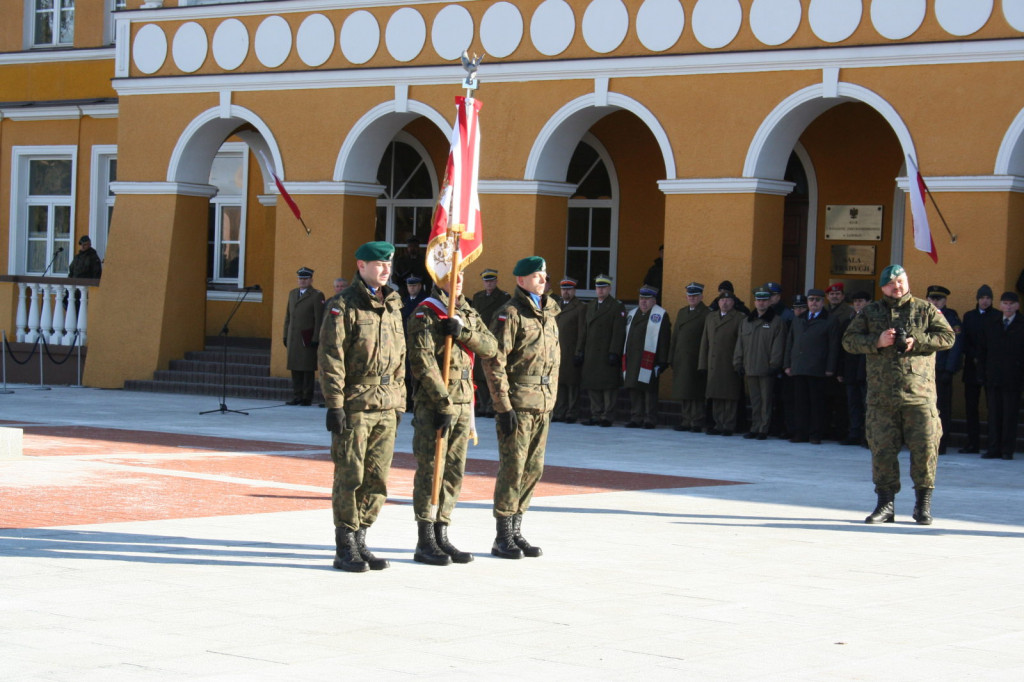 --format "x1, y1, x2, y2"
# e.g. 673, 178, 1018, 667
27, 0, 75, 49
9, 145, 78, 276
566, 134, 619, 297
89, 145, 116, 260
375, 132, 438, 244
103, 0, 126, 45
207, 142, 248, 288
